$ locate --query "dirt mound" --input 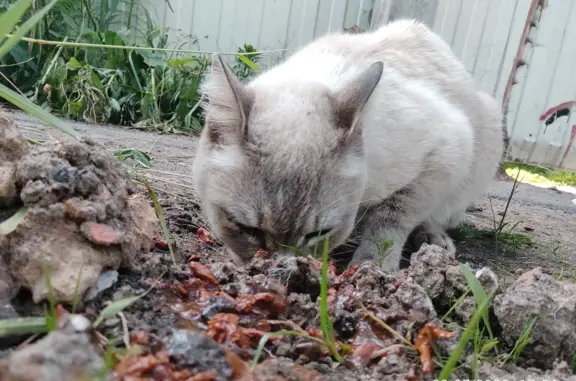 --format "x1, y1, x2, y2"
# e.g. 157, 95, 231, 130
0, 115, 158, 305
2, 237, 576, 380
